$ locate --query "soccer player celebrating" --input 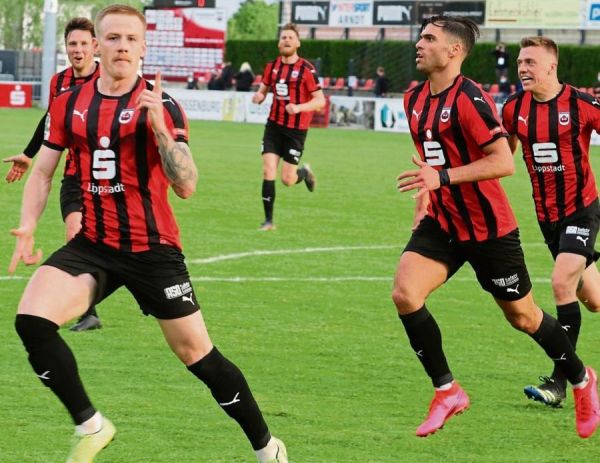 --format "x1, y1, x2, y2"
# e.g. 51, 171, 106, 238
394, 15, 600, 438
252, 23, 325, 231
502, 36, 600, 408
10, 5, 287, 462
3, 17, 103, 332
